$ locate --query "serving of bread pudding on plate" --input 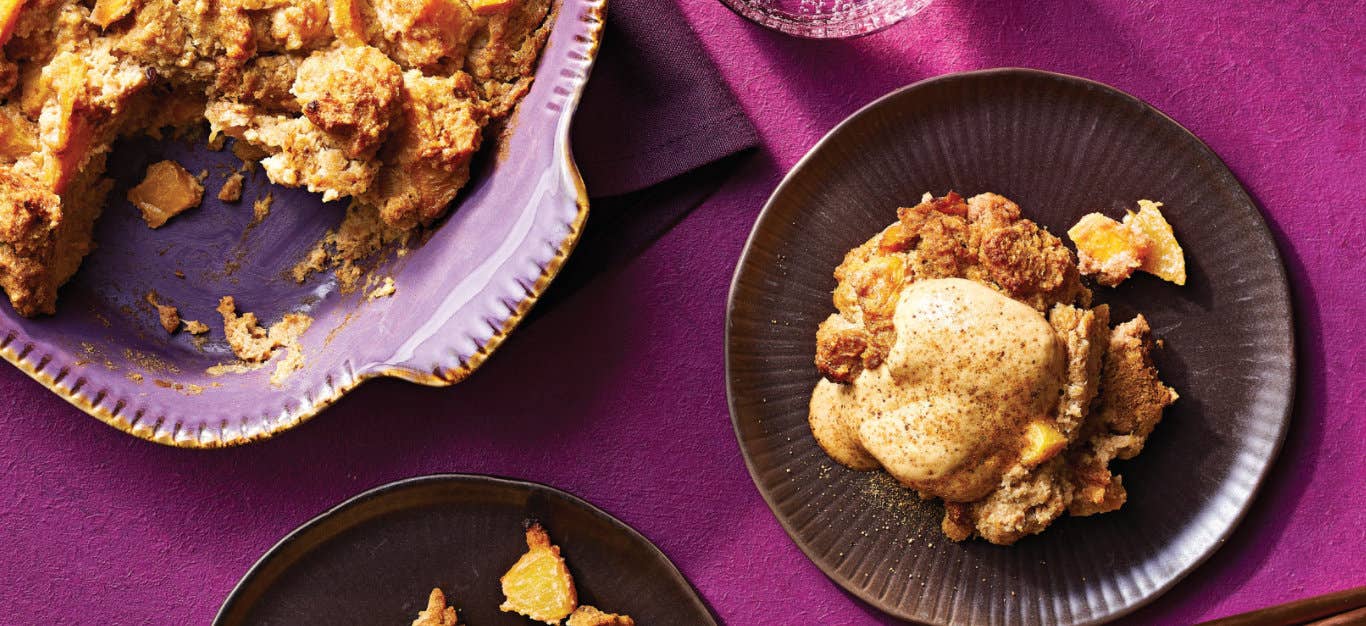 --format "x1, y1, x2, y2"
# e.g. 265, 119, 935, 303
0, 0, 551, 316
810, 192, 1178, 545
